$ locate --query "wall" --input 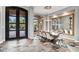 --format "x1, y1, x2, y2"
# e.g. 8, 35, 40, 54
28, 7, 34, 39
74, 7, 79, 41
0, 7, 1, 43
0, 6, 5, 44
